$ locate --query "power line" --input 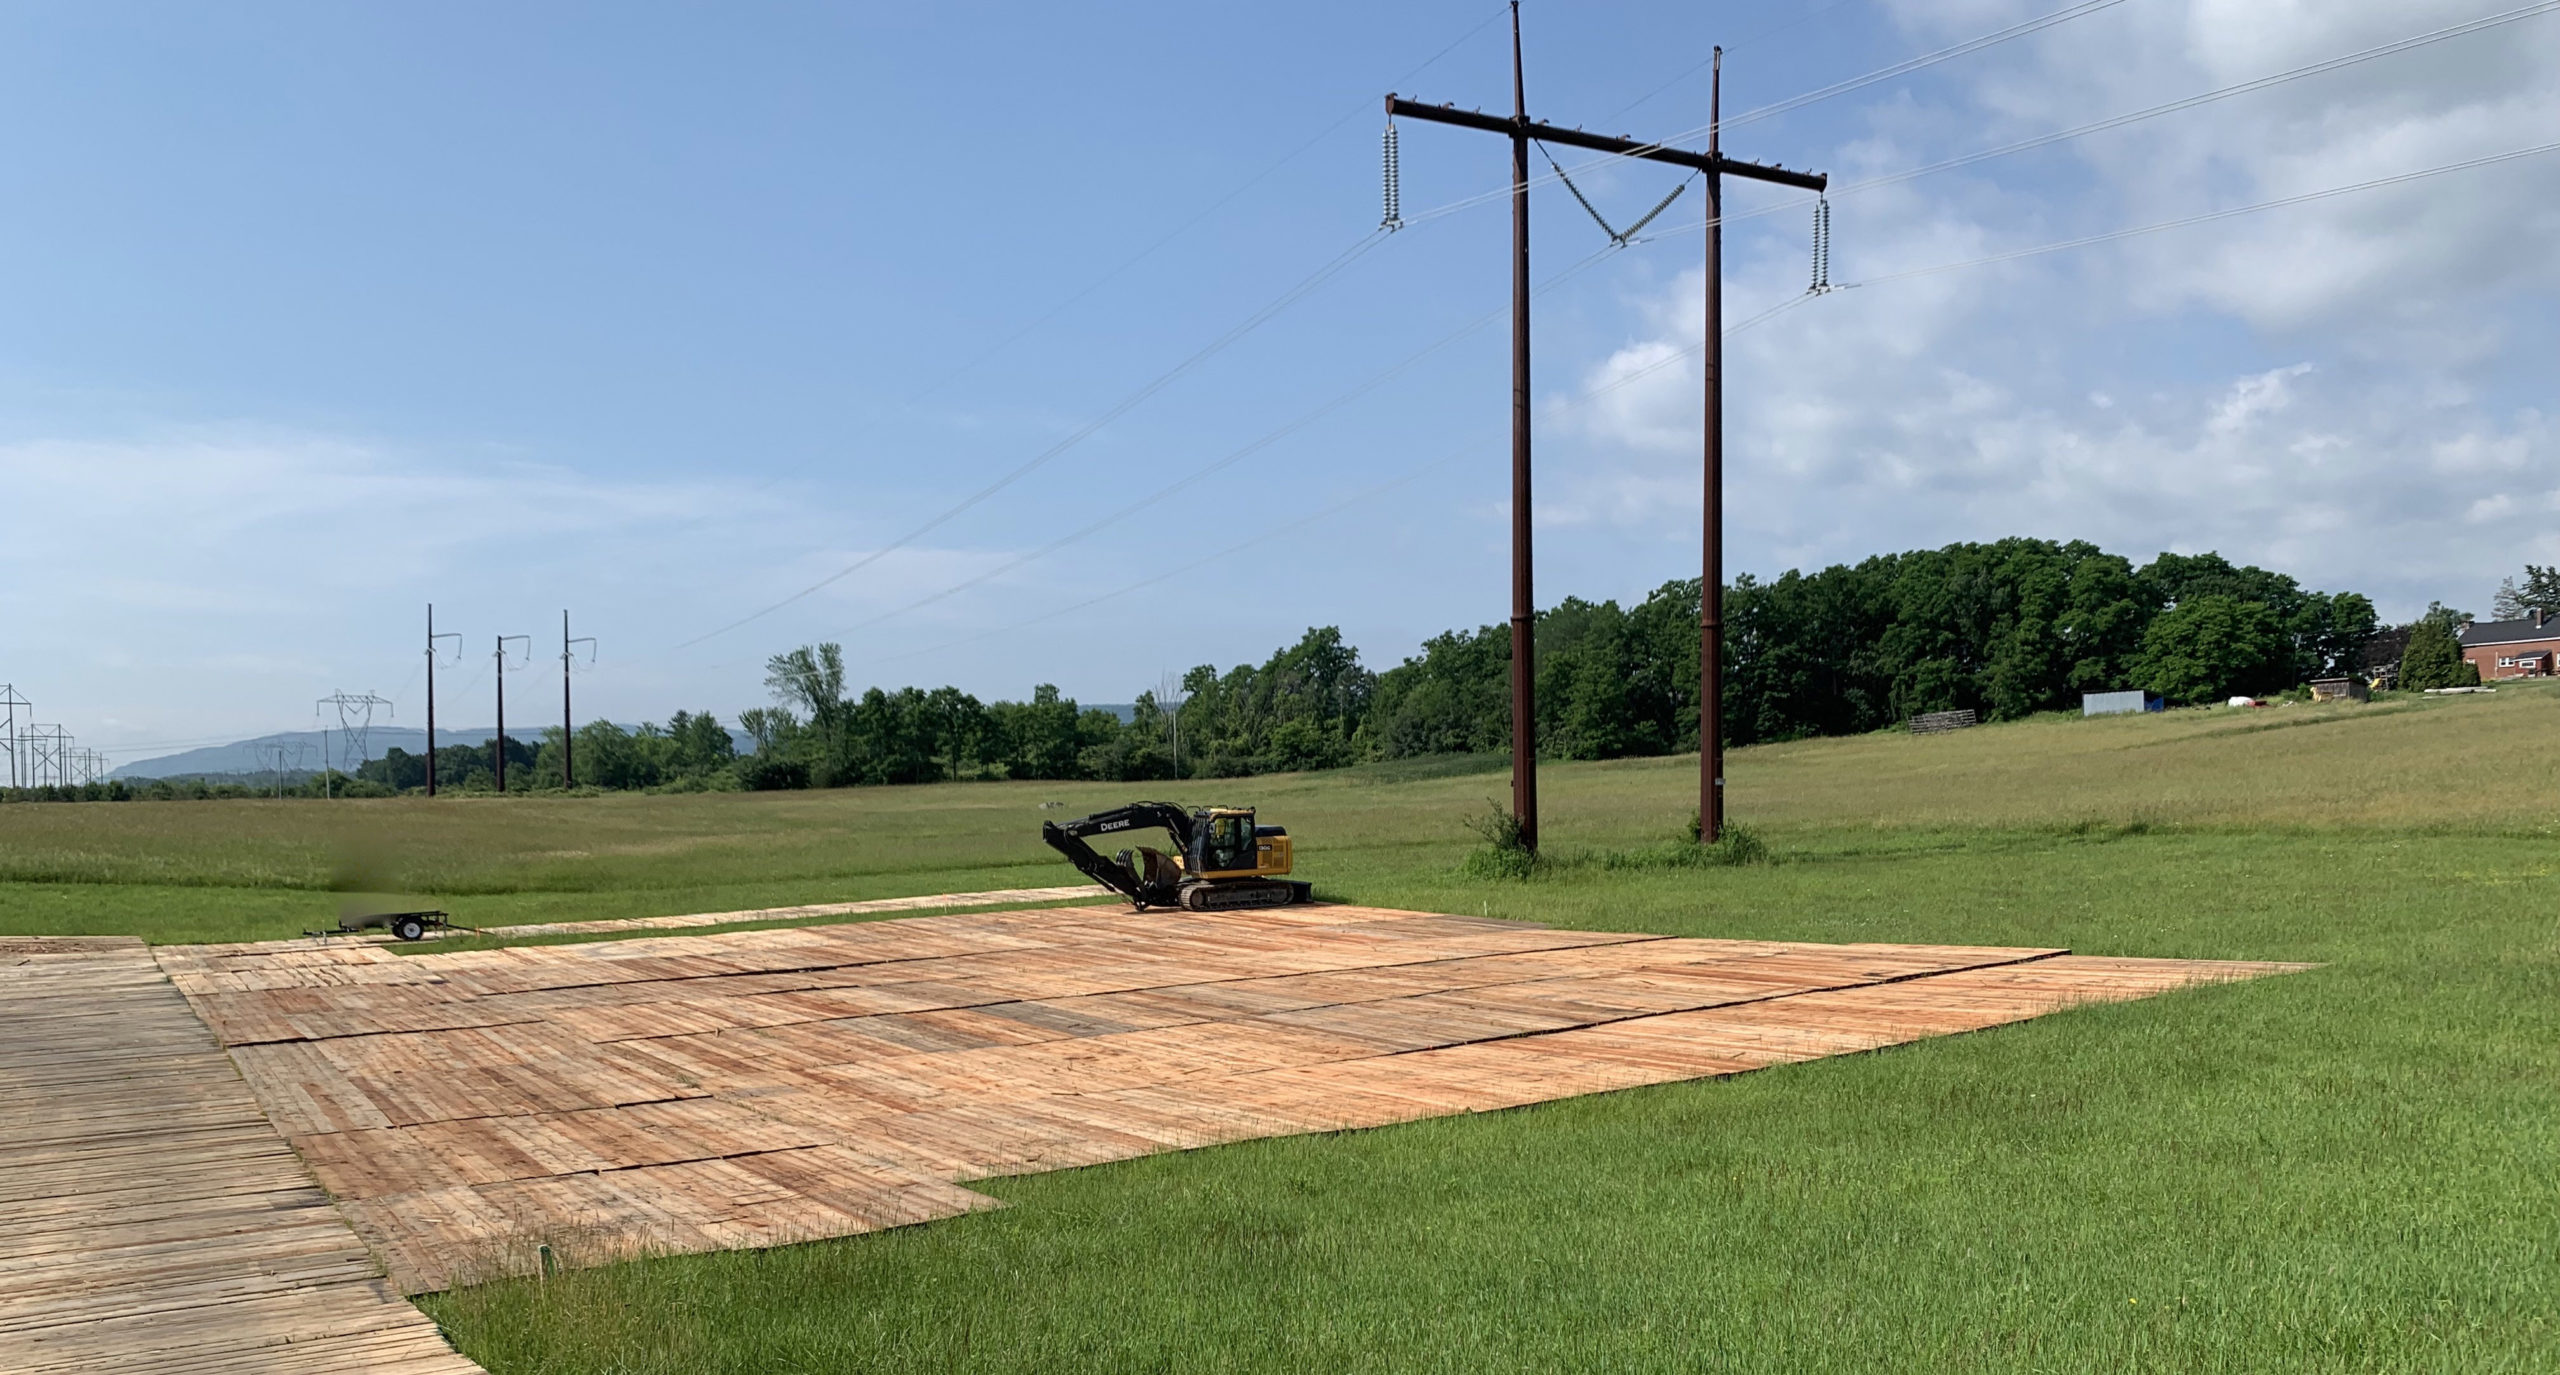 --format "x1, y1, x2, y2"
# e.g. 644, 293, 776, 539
678, 4, 2549, 672
727, 5, 1515, 573
1611, 2, 2560, 248
1419, 0, 2558, 240
865, 280, 1819, 674
836, 138, 2560, 678
823, 241, 1633, 641
896, 4, 1513, 411
671, 0, 2152, 659
1830, 139, 2560, 290
735, 7, 1516, 504
1398, 0, 2130, 230
1608, 0, 1867, 123
1714, 0, 2130, 133
670, 229, 1393, 652
1816, 1, 2560, 205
